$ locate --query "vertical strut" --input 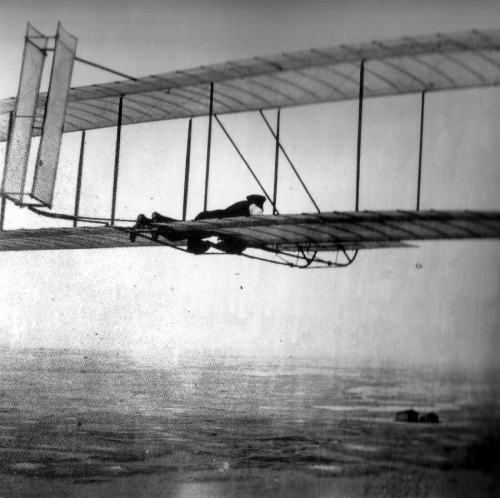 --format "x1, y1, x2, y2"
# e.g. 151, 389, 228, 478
416, 90, 426, 211
73, 130, 86, 227
111, 95, 123, 226
355, 60, 365, 211
204, 82, 214, 211
0, 111, 14, 231
0, 195, 5, 231
183, 118, 192, 221
273, 109, 281, 215
0, 194, 5, 231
